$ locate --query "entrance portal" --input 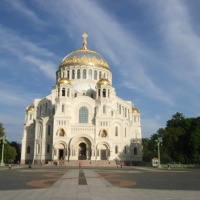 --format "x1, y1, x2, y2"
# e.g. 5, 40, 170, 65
59, 149, 64, 160
79, 143, 86, 160
101, 150, 107, 160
